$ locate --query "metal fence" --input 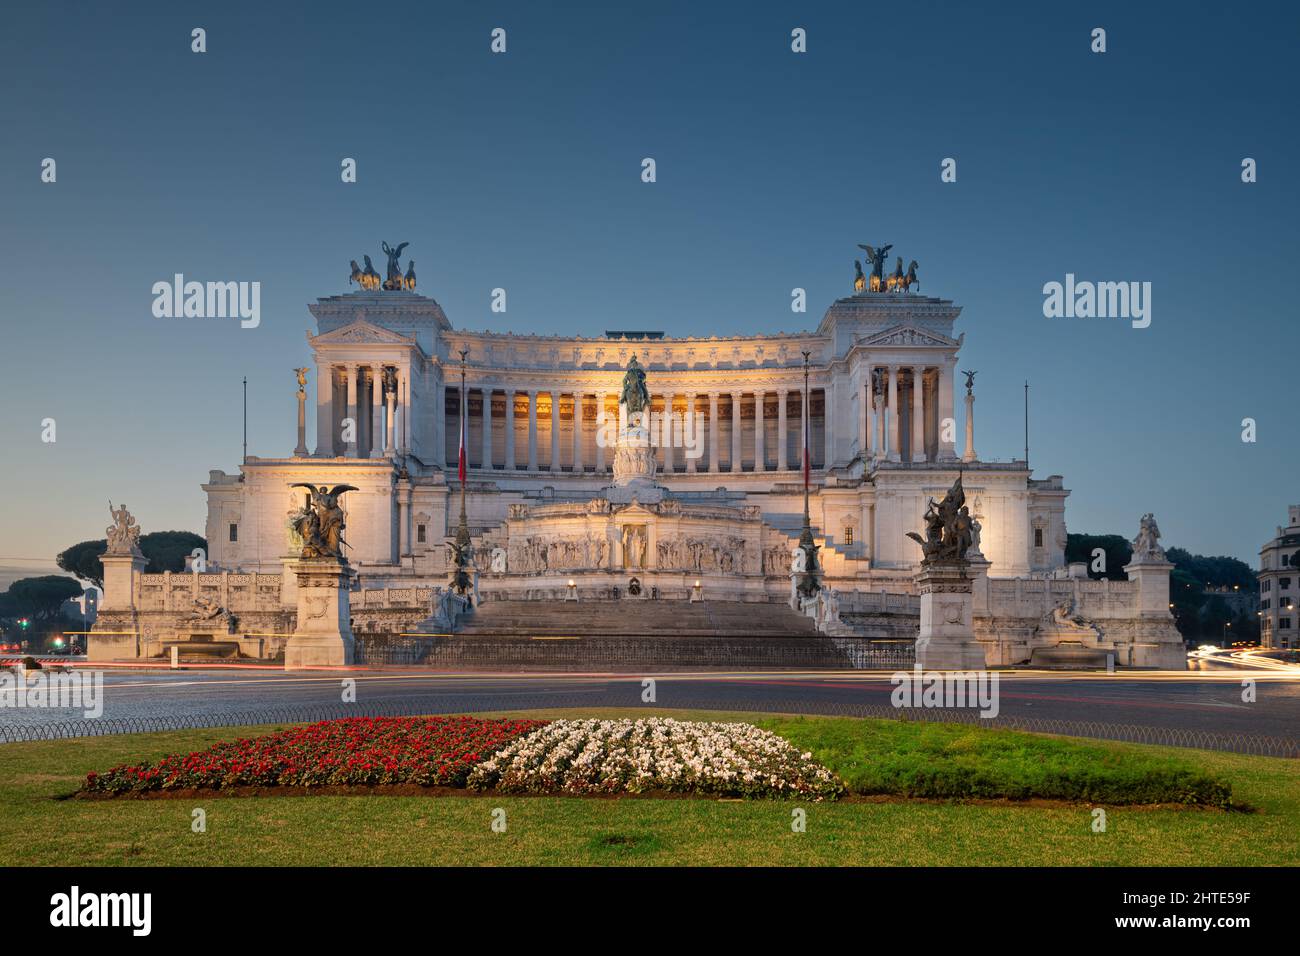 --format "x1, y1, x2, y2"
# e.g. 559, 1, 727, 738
1, 692, 1295, 757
